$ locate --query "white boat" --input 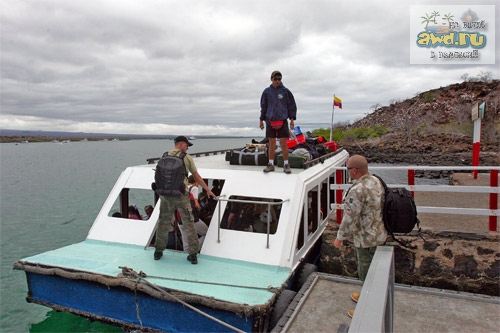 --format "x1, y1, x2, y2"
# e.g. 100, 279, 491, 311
14, 147, 349, 332
189, 136, 196, 140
